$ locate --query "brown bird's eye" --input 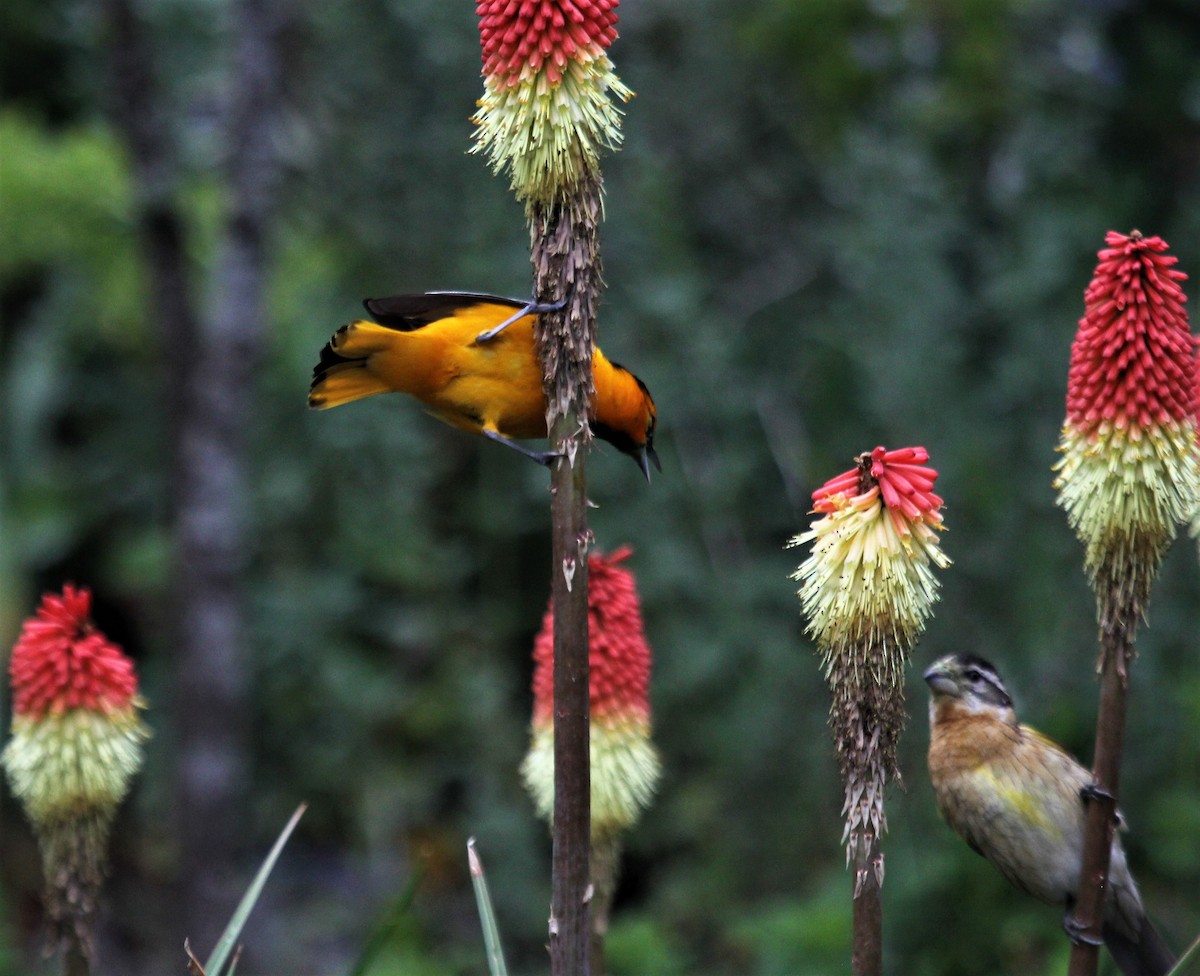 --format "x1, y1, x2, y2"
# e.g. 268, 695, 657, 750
965, 668, 982, 682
